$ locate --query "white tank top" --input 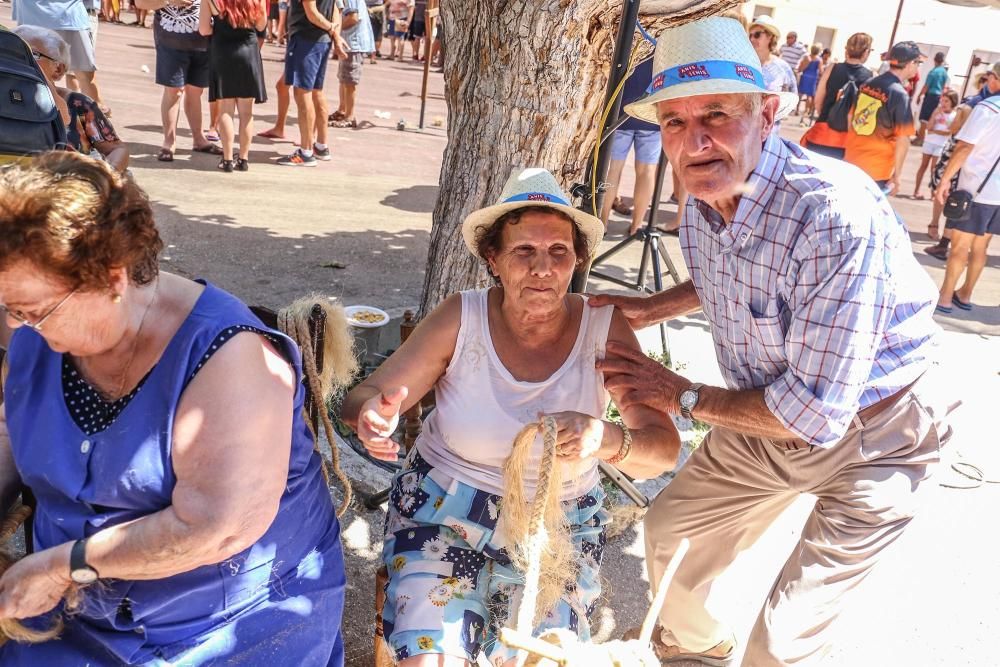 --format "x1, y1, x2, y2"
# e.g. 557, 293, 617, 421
416, 288, 613, 501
